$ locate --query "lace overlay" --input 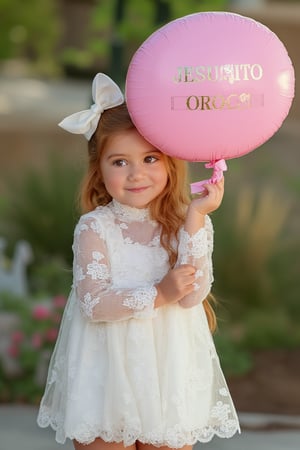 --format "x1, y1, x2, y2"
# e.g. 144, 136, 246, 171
37, 200, 240, 446
177, 216, 214, 308
123, 286, 157, 310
